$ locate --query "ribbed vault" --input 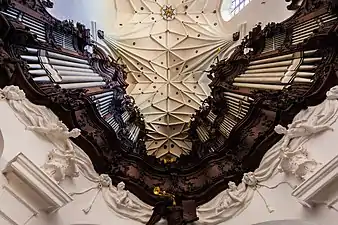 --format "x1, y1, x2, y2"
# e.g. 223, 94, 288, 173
104, 0, 232, 160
